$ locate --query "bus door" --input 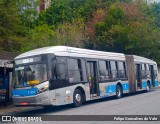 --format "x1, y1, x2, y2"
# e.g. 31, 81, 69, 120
150, 65, 155, 87
87, 61, 99, 97
136, 64, 142, 89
